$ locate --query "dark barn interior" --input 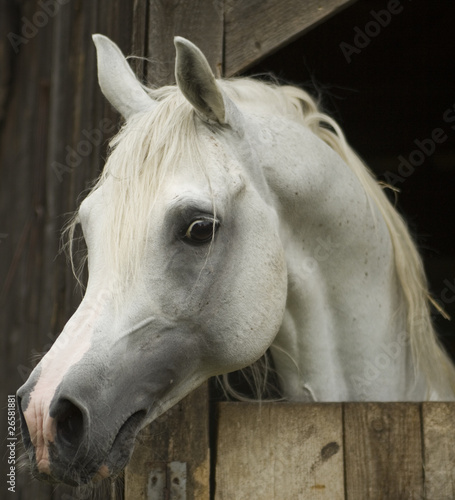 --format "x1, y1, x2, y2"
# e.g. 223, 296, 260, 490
247, 0, 455, 360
